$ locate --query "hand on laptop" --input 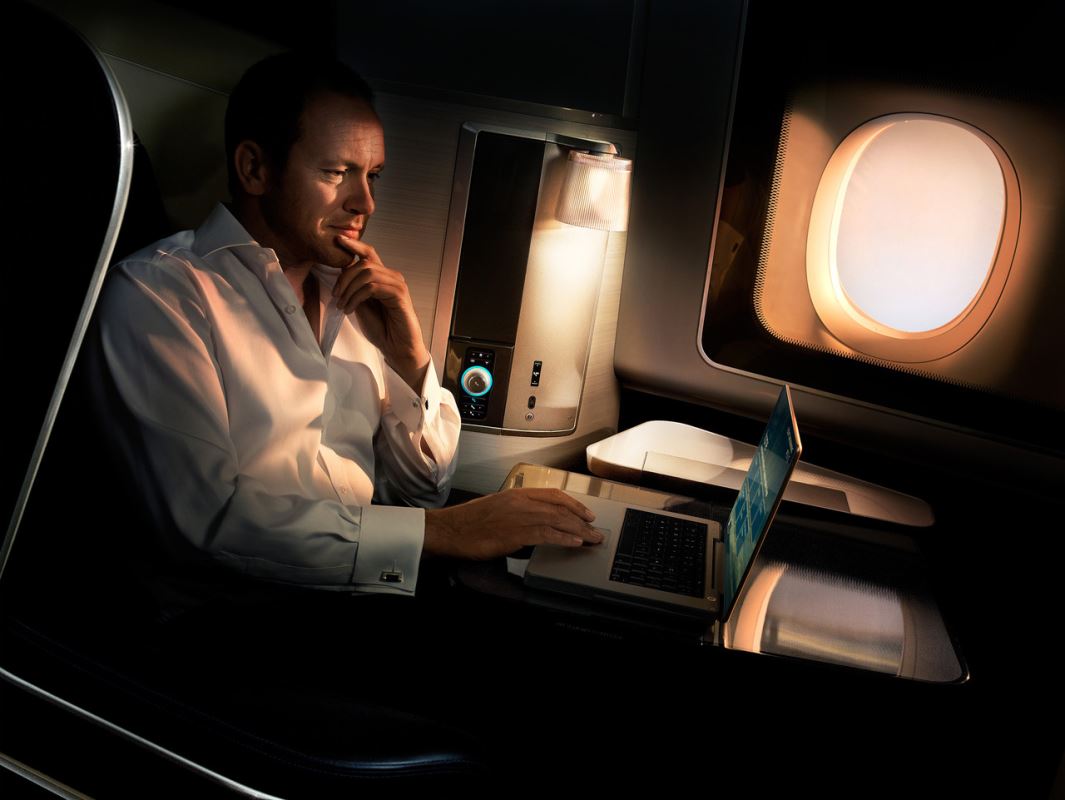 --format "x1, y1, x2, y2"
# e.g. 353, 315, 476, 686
424, 488, 603, 560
